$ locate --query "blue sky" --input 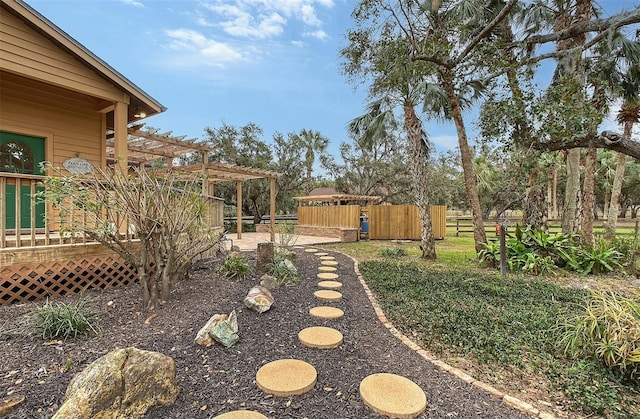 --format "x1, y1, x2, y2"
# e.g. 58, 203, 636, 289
26, 0, 379, 158
25, 0, 638, 162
